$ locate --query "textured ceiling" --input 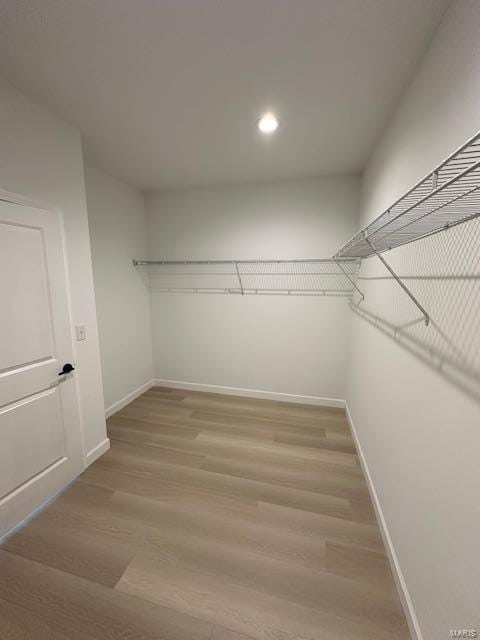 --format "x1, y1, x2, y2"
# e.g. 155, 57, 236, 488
0, 0, 450, 189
